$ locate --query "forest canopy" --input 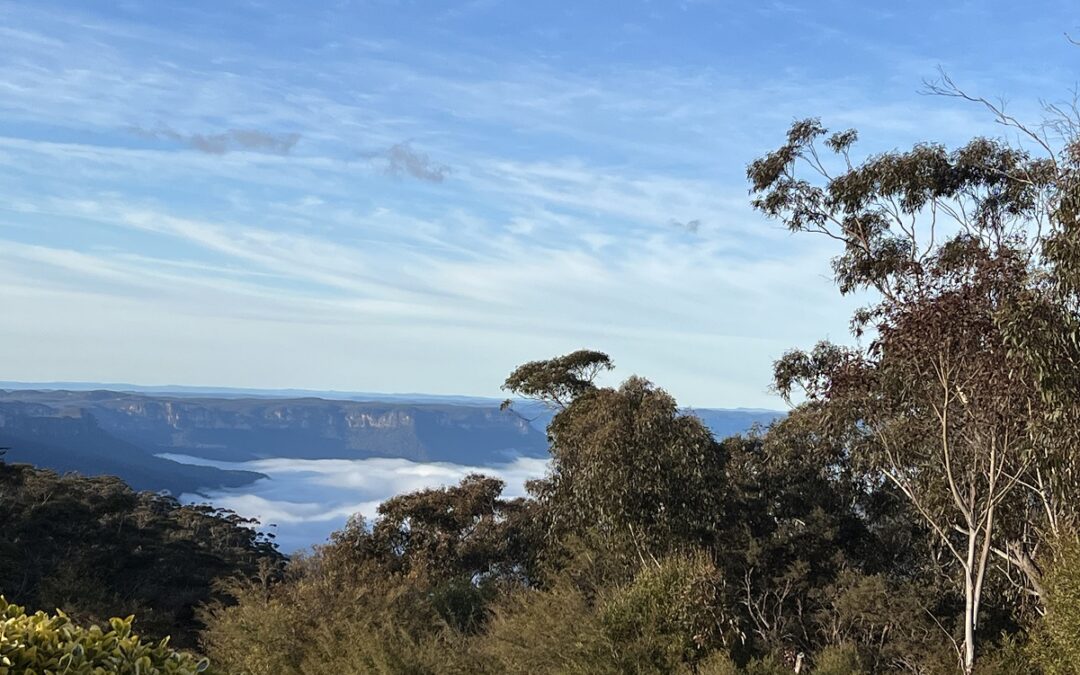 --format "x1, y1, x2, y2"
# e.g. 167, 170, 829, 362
0, 460, 282, 650
203, 79, 1080, 674
7, 79, 1080, 675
